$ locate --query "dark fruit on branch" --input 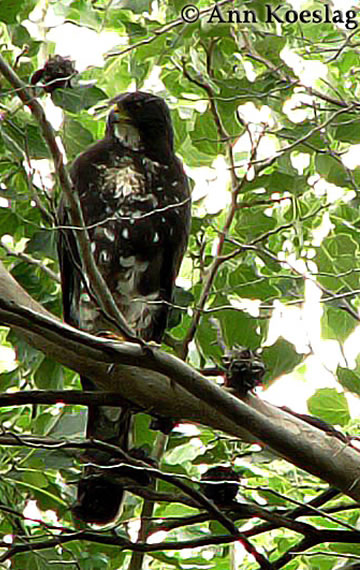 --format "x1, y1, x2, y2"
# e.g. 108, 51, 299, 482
72, 476, 125, 525
223, 347, 265, 396
31, 55, 77, 93
201, 466, 240, 504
